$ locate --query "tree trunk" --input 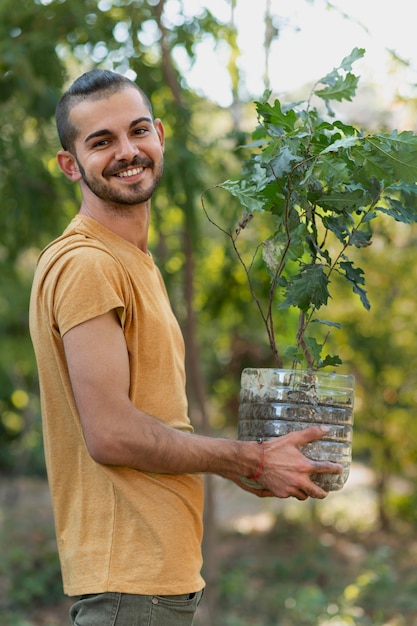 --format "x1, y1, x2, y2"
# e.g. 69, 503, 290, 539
153, 4, 218, 621
183, 231, 218, 626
